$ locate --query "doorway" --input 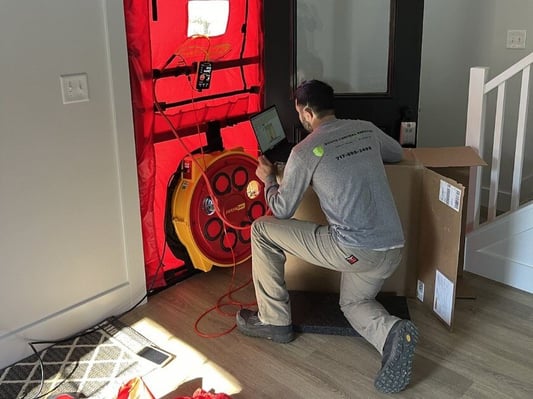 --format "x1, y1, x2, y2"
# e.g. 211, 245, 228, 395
264, 0, 424, 145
